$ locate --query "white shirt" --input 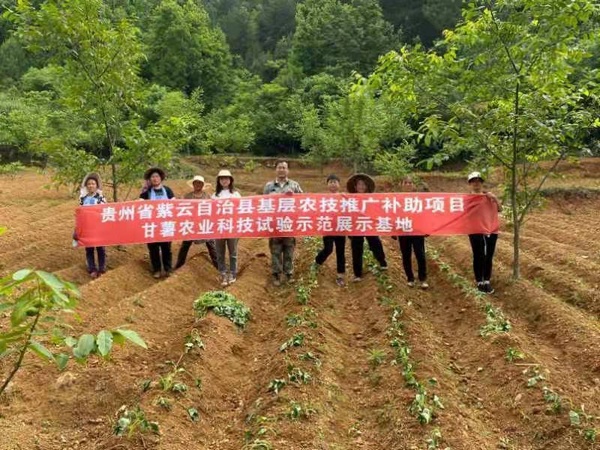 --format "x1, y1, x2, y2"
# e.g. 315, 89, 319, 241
212, 189, 241, 199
